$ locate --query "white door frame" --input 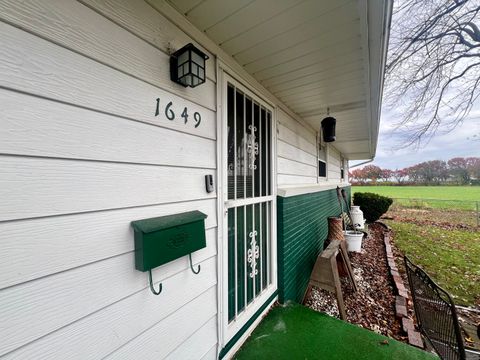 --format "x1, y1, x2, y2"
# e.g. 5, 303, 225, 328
216, 65, 278, 349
